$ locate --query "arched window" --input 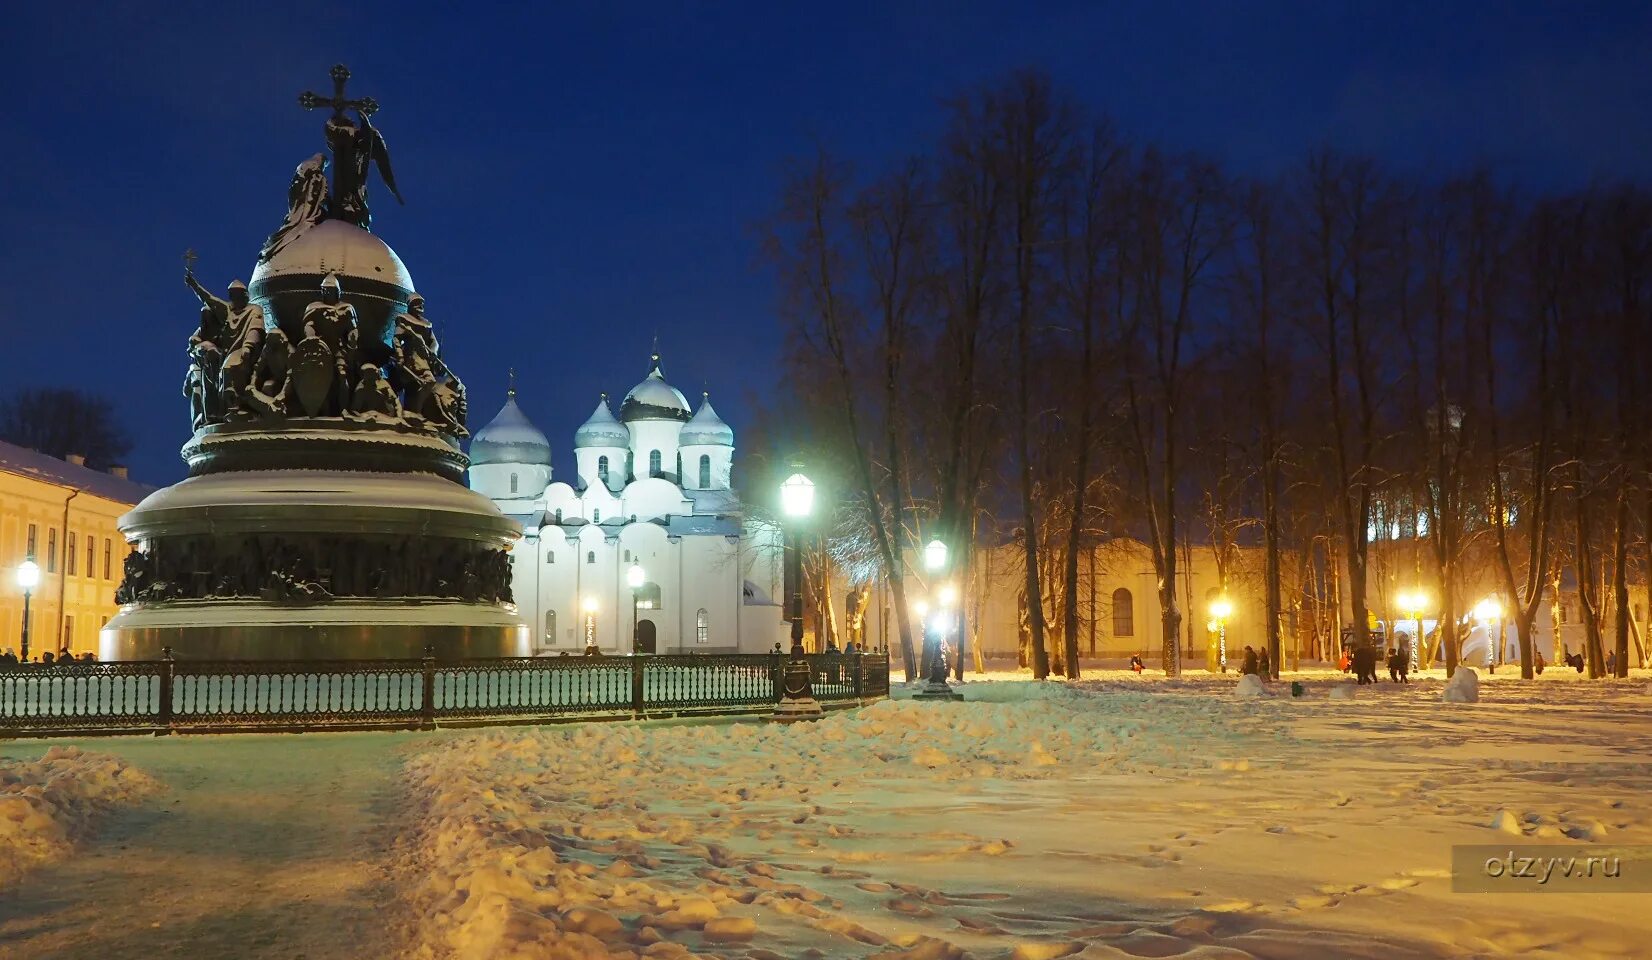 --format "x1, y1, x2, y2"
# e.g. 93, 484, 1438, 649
598, 455, 609, 483
553, 508, 563, 523
545, 551, 554, 564
592, 508, 601, 522
696, 608, 709, 644
586, 551, 595, 564
543, 610, 556, 646
510, 472, 519, 494
699, 454, 711, 488
649, 449, 662, 477
623, 549, 631, 562
1112, 588, 1134, 637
